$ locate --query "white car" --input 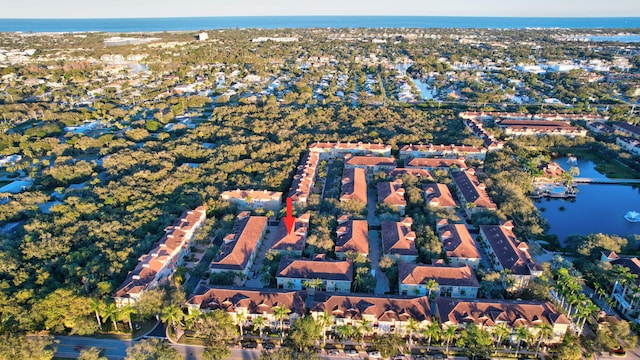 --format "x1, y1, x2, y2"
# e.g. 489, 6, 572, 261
367, 351, 382, 358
